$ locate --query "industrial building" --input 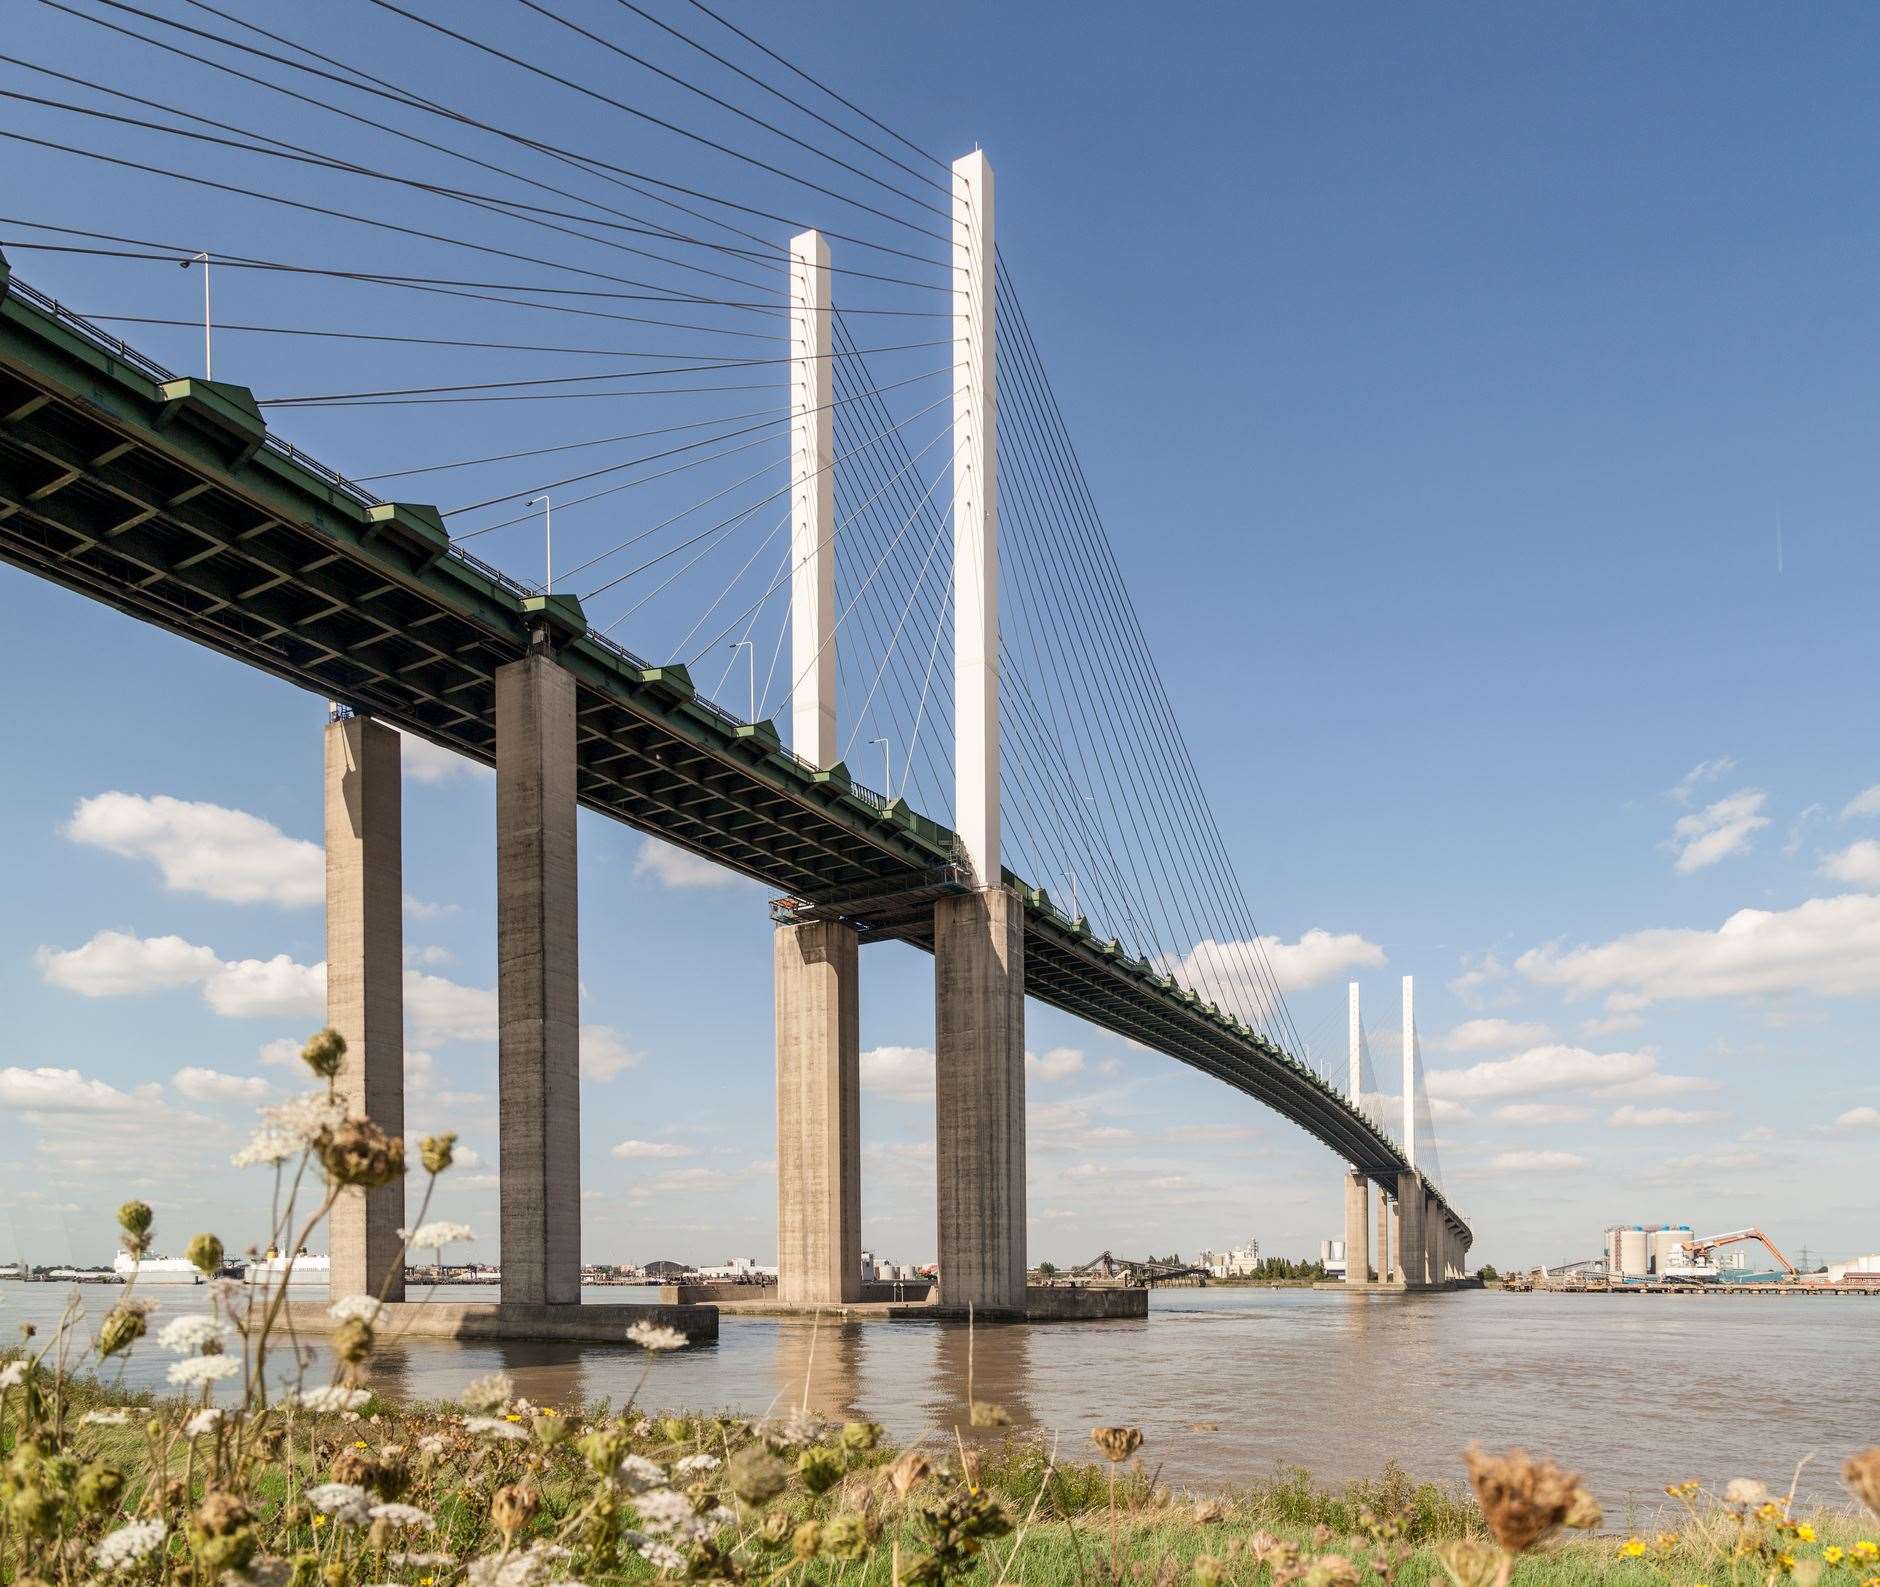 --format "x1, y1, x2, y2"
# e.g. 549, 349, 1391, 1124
1602, 1223, 1799, 1283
